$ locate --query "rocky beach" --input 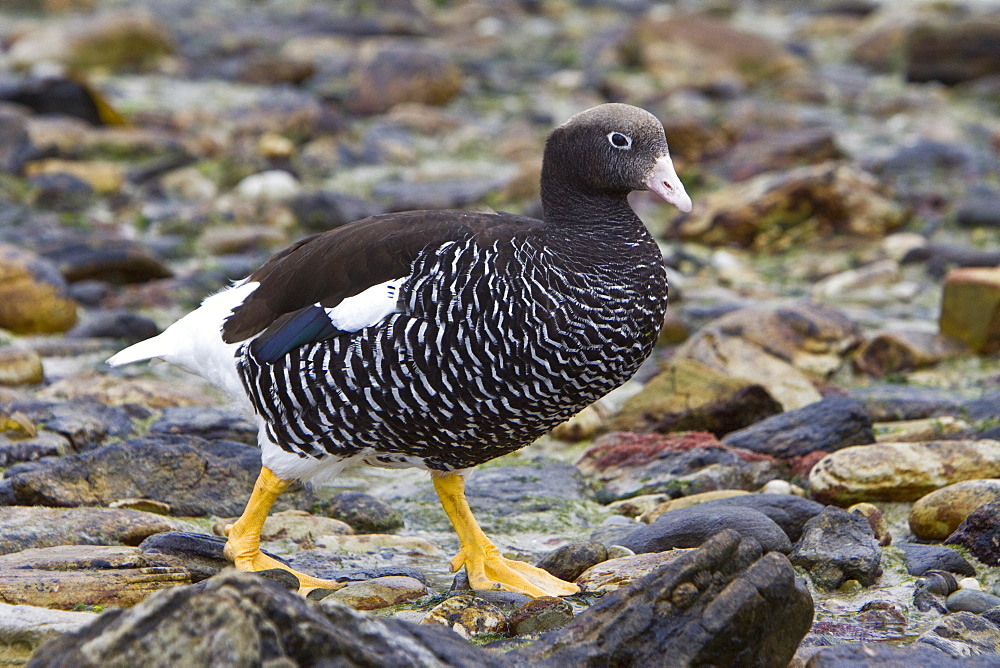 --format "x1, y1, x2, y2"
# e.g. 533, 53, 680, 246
0, 0, 999, 665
